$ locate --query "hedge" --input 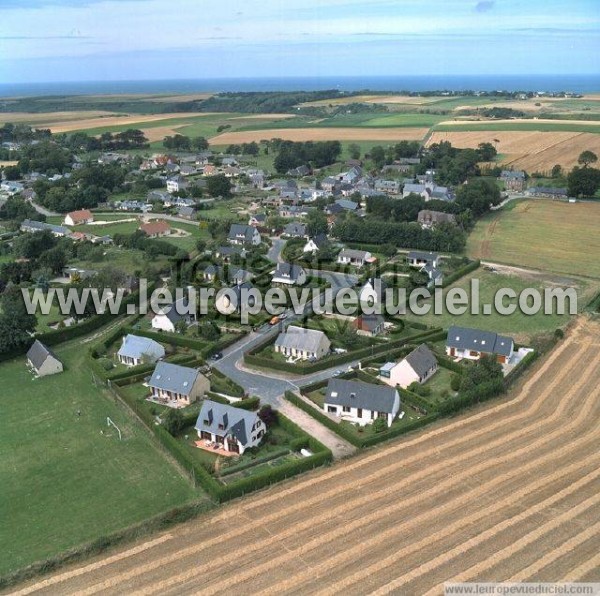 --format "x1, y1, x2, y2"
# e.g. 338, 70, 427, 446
210, 367, 245, 397
284, 391, 439, 448
244, 328, 445, 375
397, 387, 434, 415
110, 381, 332, 503
122, 327, 209, 351
233, 396, 260, 411
441, 259, 480, 288
584, 289, 600, 312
